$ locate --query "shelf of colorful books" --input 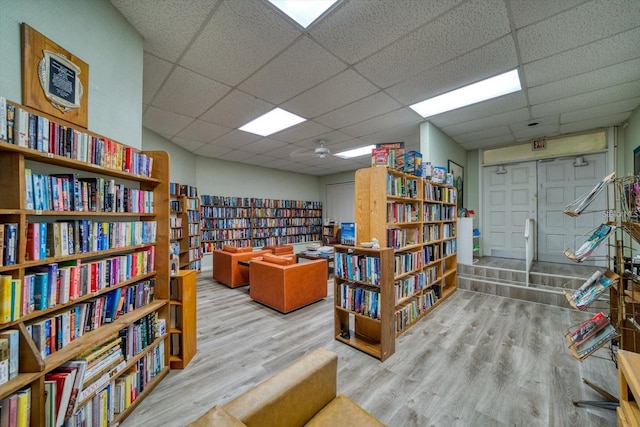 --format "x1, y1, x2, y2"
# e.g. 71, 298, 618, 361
111, 365, 170, 425
0, 98, 170, 426
333, 246, 395, 361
